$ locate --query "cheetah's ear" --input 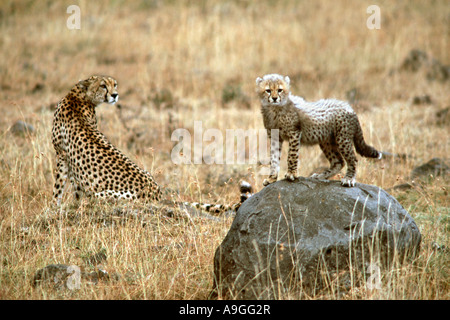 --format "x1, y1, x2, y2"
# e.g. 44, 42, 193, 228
284, 76, 290, 86
255, 77, 263, 86
78, 79, 91, 89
